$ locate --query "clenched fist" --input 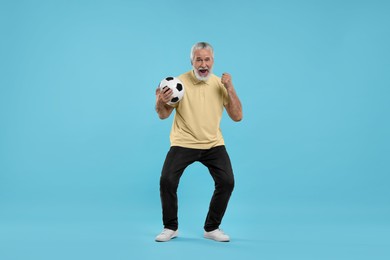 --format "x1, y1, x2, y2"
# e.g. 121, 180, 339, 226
221, 73, 233, 89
